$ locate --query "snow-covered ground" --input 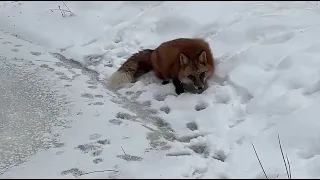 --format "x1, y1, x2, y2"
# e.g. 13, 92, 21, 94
1, 1, 320, 178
